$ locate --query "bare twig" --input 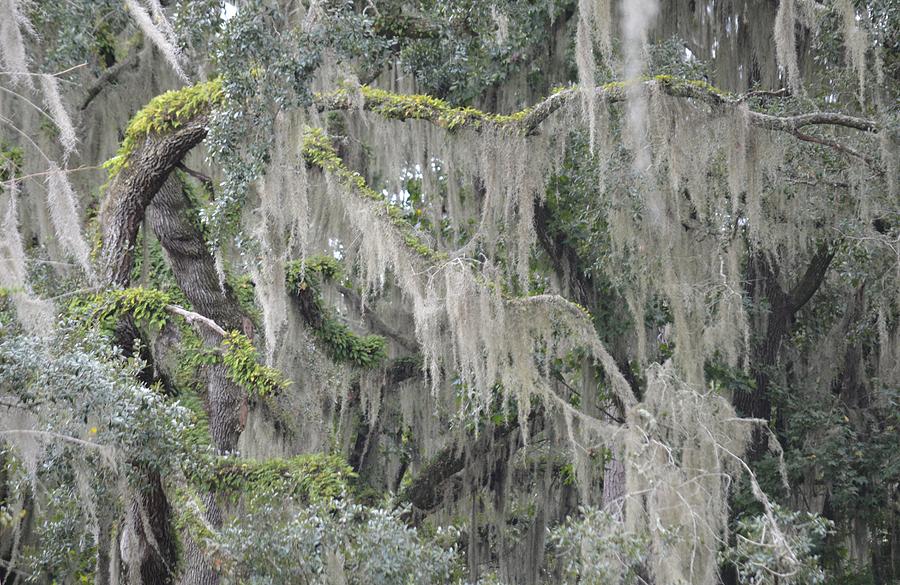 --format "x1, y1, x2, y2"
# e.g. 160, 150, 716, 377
164, 304, 227, 337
